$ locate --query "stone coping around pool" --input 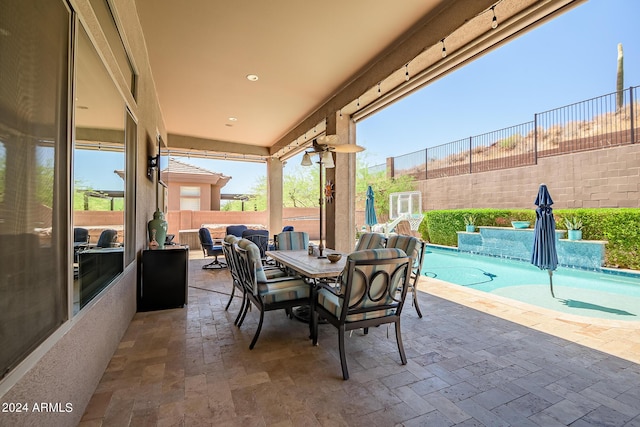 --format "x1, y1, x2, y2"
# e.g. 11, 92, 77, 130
418, 275, 640, 365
